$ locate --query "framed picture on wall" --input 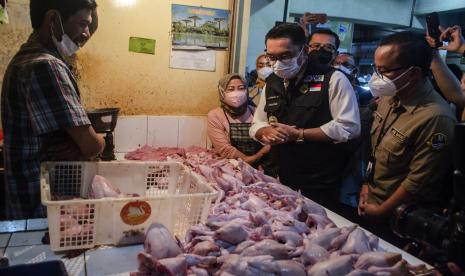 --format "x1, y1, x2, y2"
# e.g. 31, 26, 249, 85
171, 4, 230, 49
